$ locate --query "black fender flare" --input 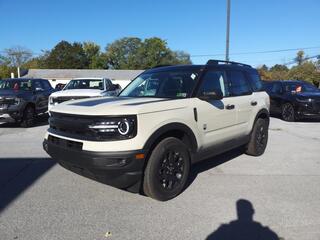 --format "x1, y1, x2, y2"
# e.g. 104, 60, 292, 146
143, 122, 198, 153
